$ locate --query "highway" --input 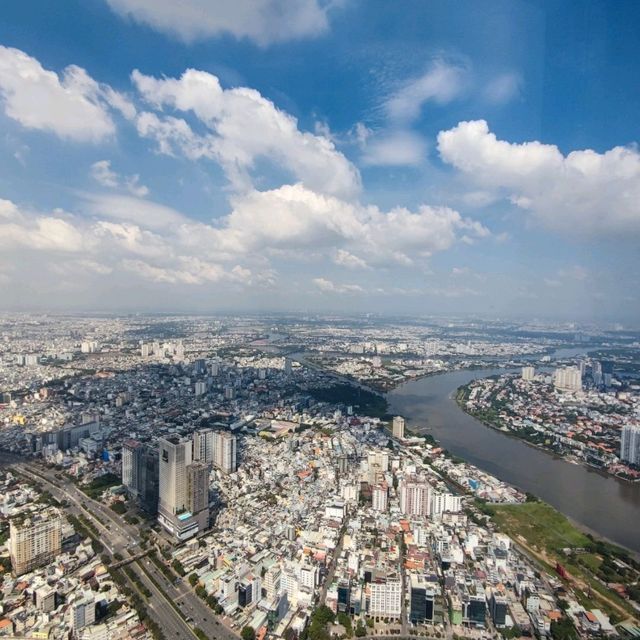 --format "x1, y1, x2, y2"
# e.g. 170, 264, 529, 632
13, 461, 239, 640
